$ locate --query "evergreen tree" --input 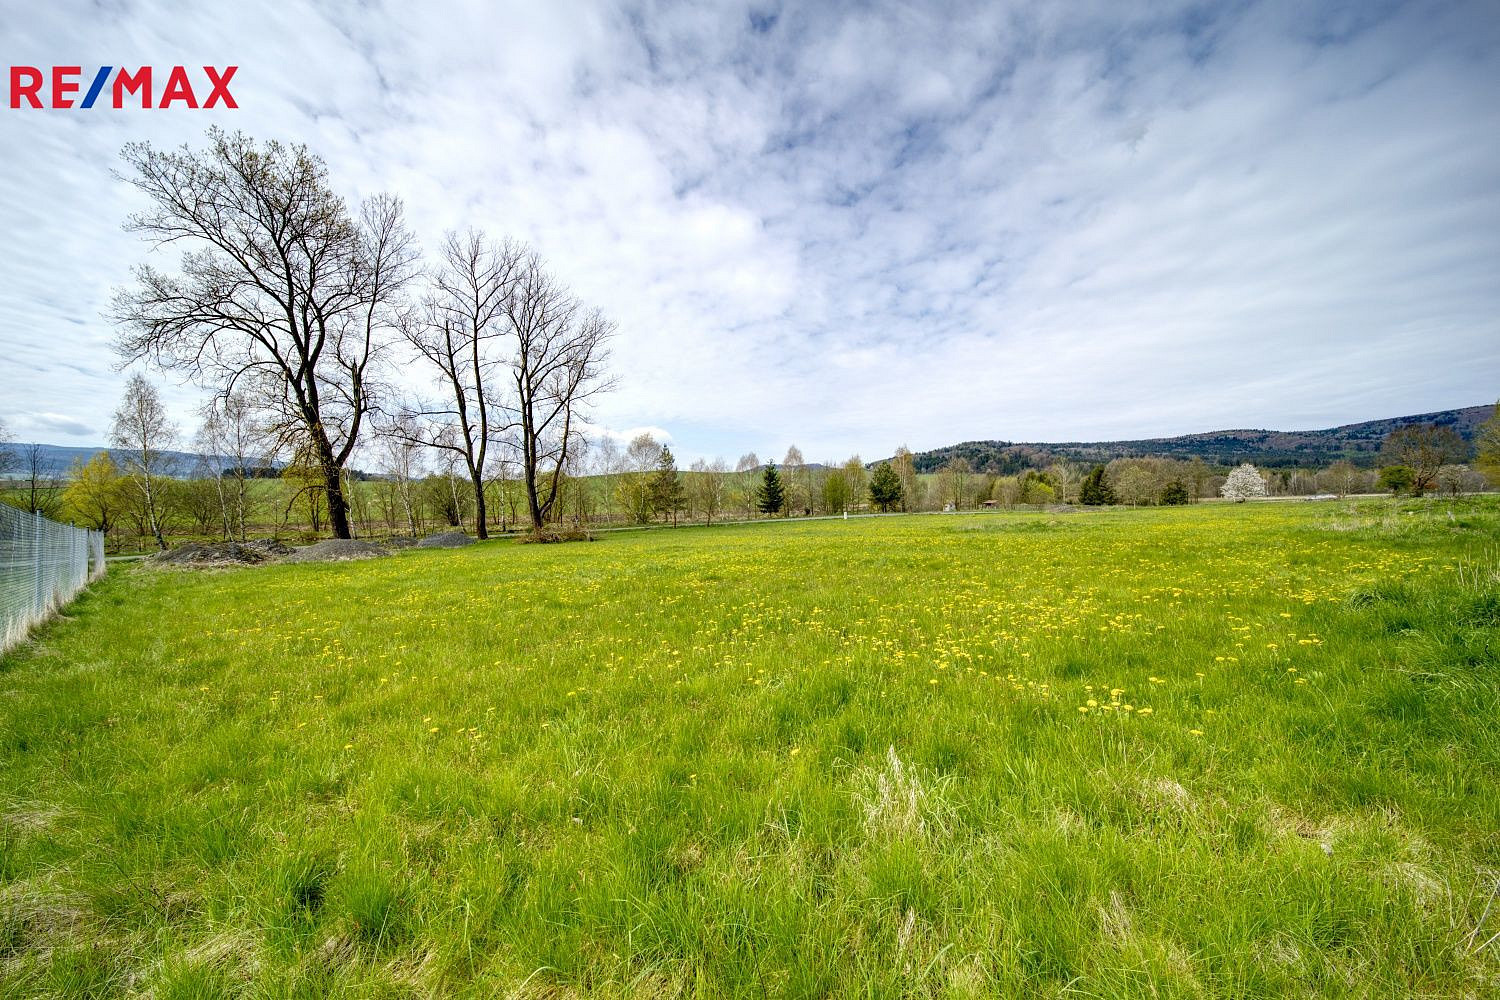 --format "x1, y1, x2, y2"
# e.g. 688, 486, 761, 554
1078, 465, 1115, 506
869, 462, 903, 512
649, 447, 687, 524
1378, 465, 1415, 496
756, 463, 786, 515
1159, 480, 1190, 506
